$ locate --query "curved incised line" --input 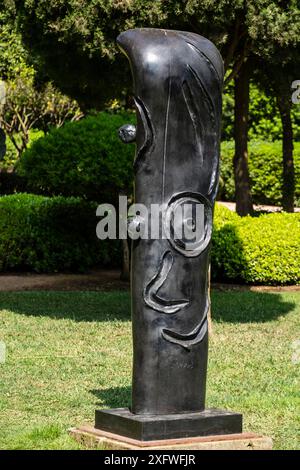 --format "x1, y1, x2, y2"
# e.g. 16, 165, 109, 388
162, 300, 209, 349
187, 64, 216, 127
133, 96, 154, 172
144, 251, 190, 314
162, 53, 171, 203
185, 40, 223, 86
182, 79, 204, 167
207, 156, 220, 201
186, 64, 219, 199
